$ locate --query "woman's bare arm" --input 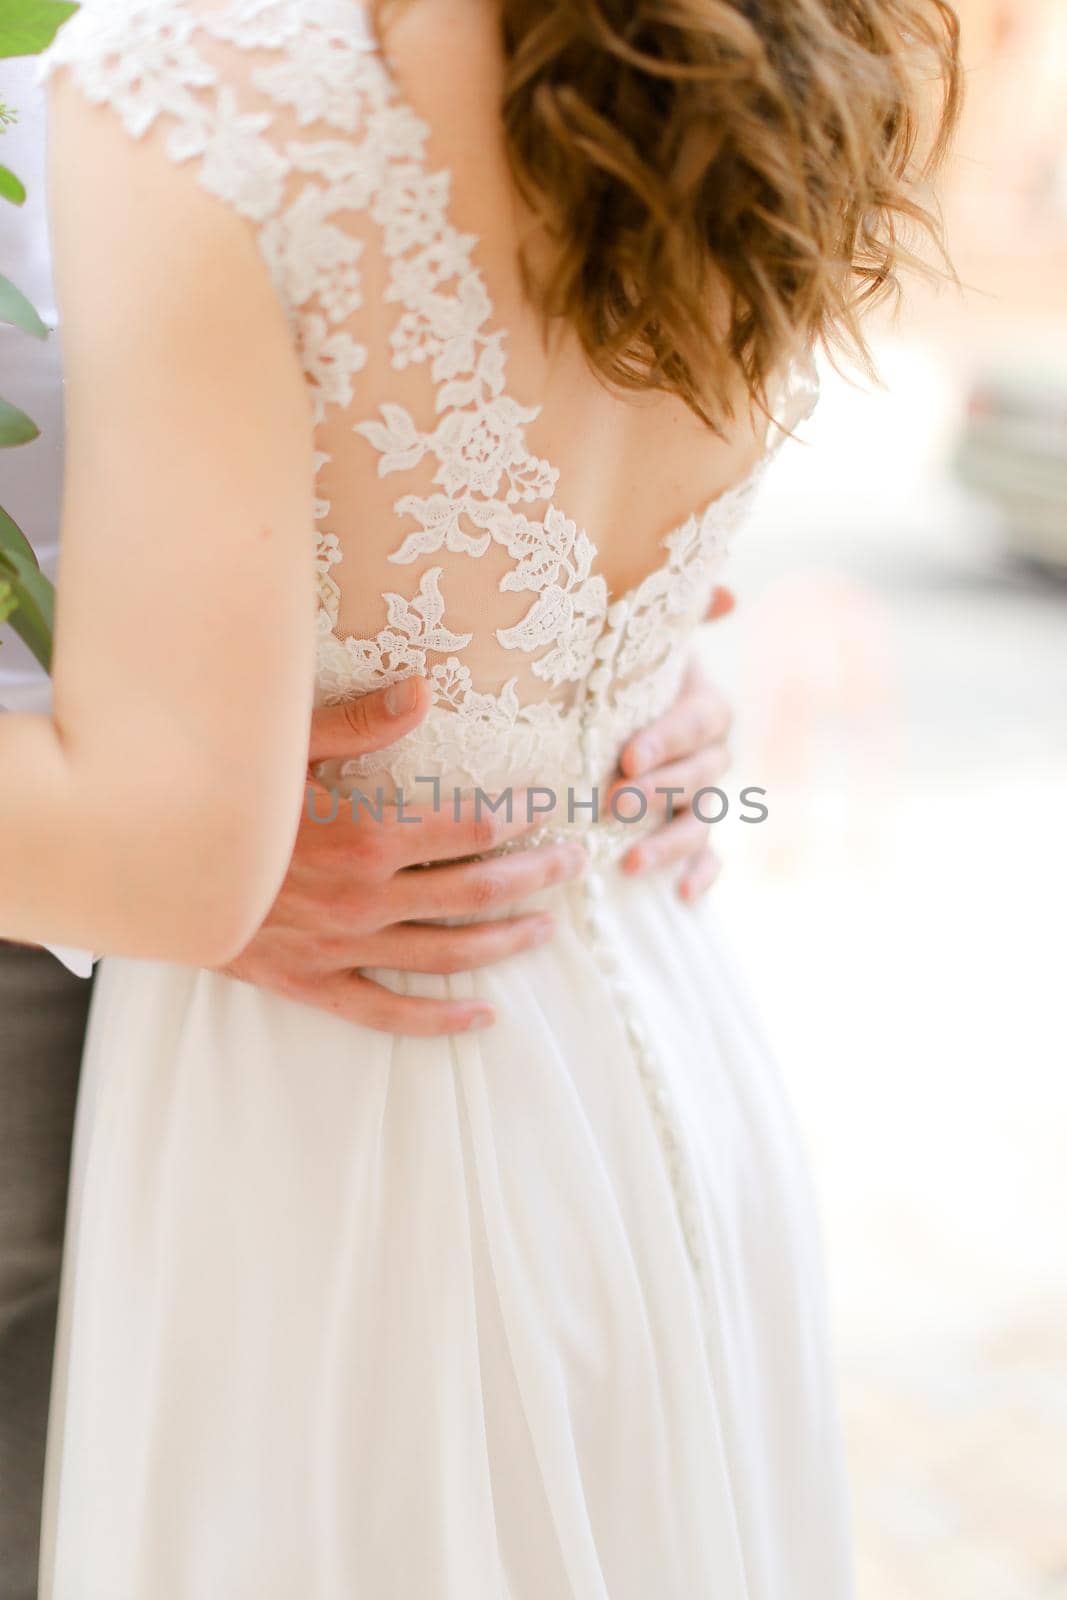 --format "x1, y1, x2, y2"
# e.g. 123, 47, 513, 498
0, 78, 317, 965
